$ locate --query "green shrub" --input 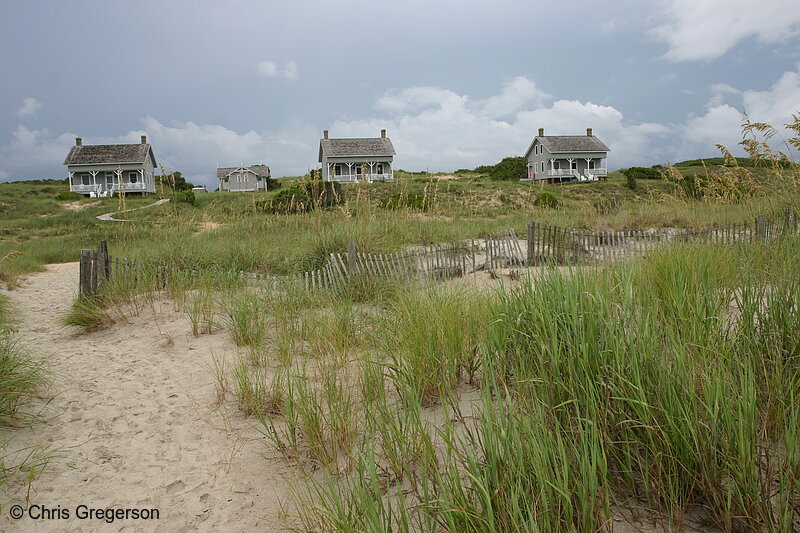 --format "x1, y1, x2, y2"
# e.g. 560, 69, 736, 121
594, 196, 623, 214
622, 166, 662, 180
379, 193, 429, 211
533, 192, 558, 209
626, 174, 638, 191
260, 185, 313, 214
486, 156, 527, 181
55, 191, 82, 201
174, 191, 196, 205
